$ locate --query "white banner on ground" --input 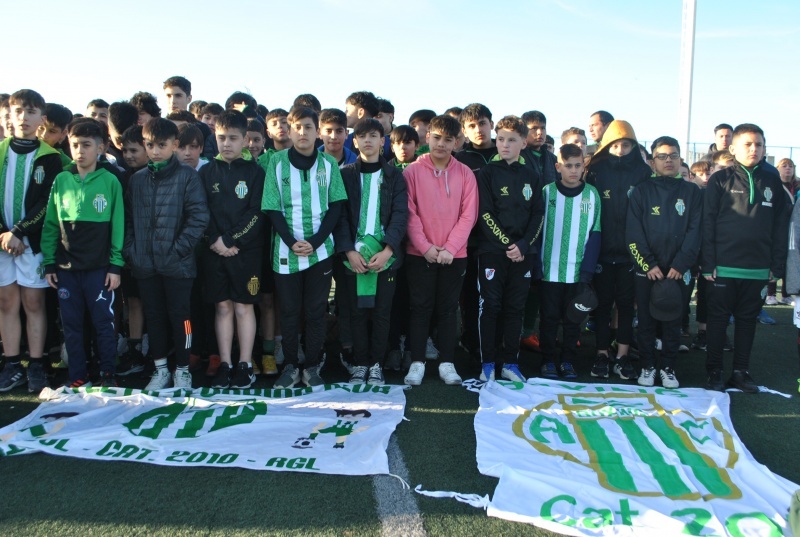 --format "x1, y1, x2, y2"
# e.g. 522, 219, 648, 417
0, 384, 406, 475
475, 379, 797, 536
